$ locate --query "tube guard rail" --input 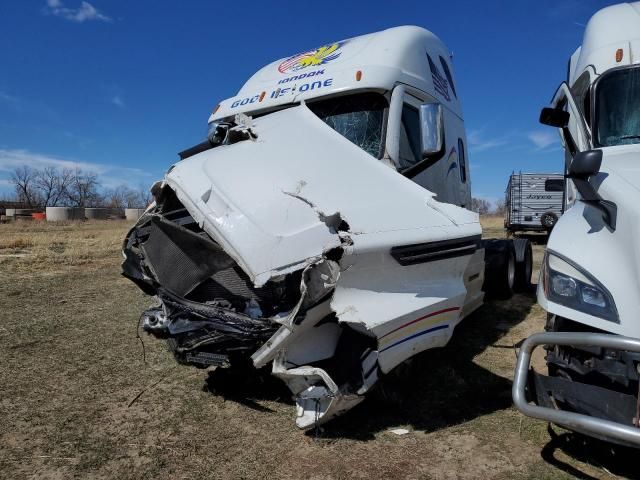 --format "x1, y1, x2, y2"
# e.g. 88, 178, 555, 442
512, 331, 640, 447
